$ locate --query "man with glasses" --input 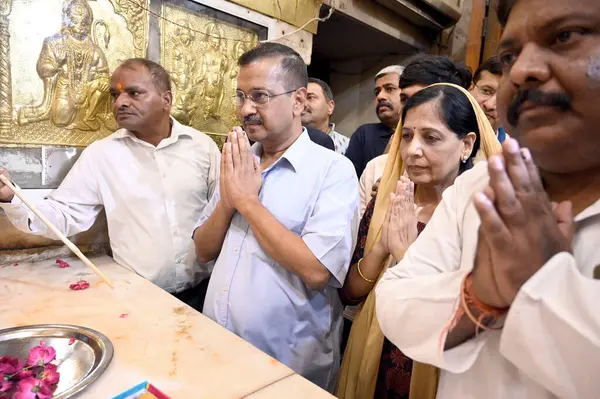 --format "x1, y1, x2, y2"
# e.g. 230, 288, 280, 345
193, 43, 359, 392
470, 56, 507, 142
